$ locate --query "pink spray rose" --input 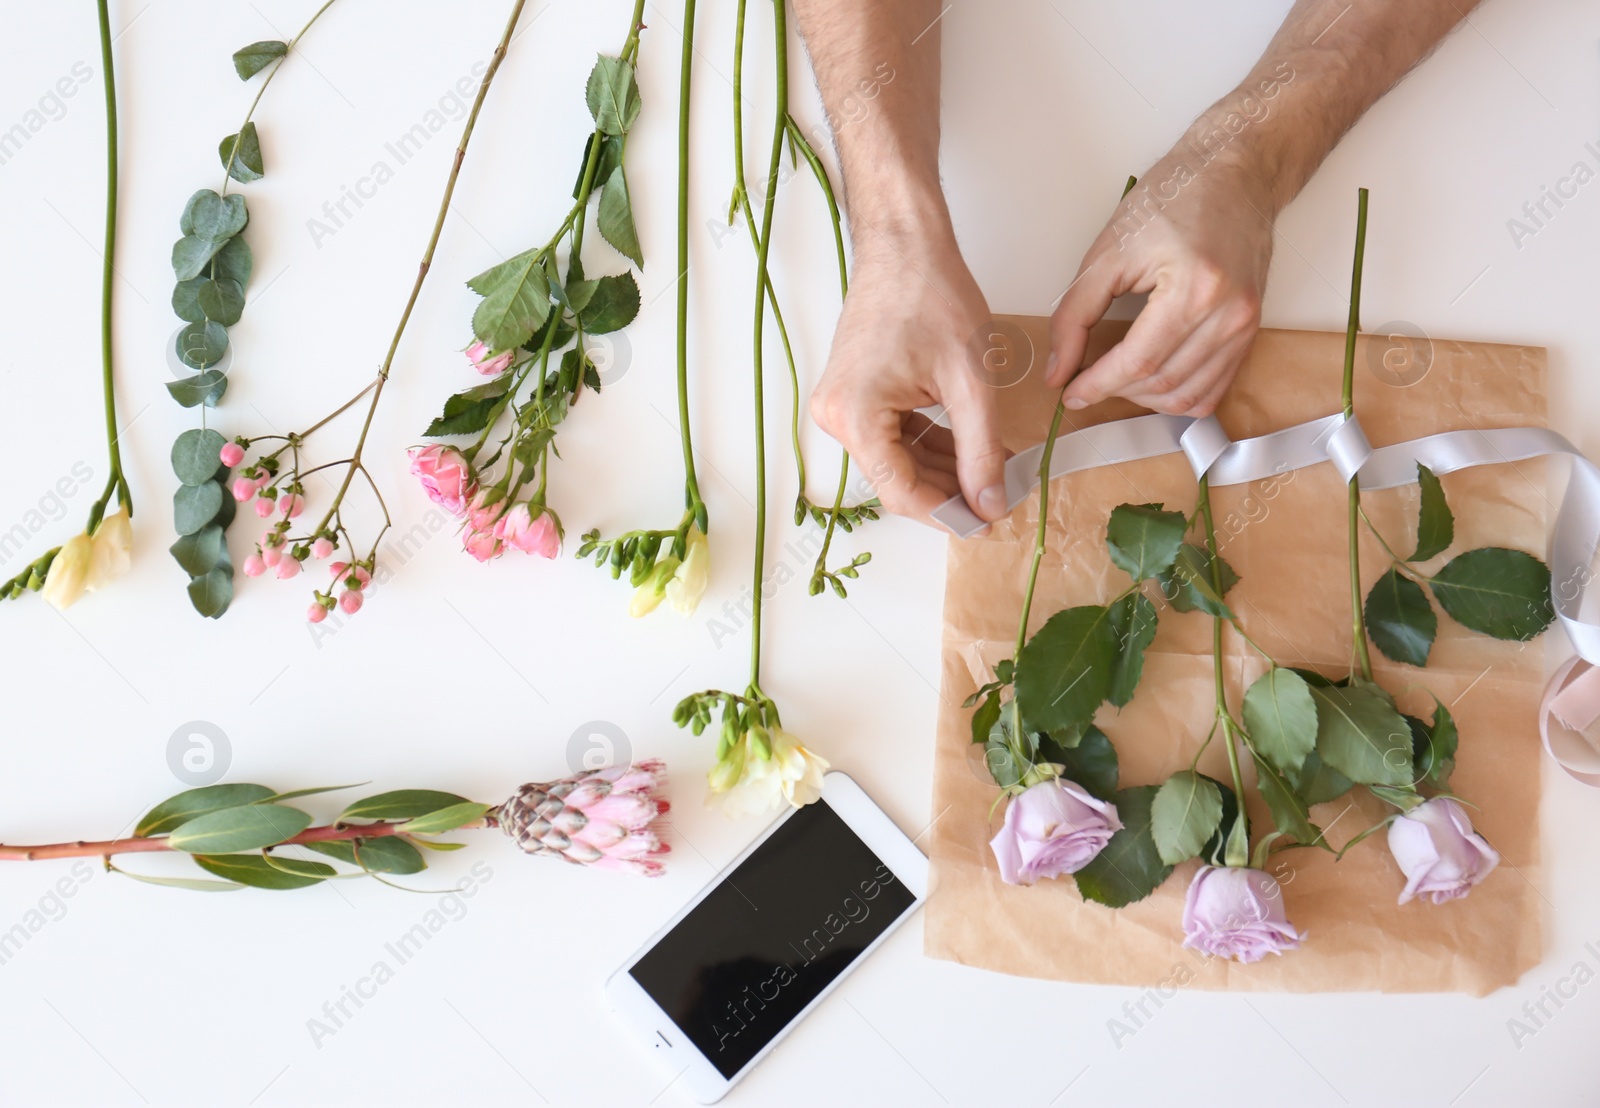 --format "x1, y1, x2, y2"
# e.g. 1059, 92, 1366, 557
496, 503, 560, 559
1387, 797, 1500, 906
408, 445, 474, 516
1181, 866, 1303, 963
989, 779, 1122, 885
466, 340, 513, 376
